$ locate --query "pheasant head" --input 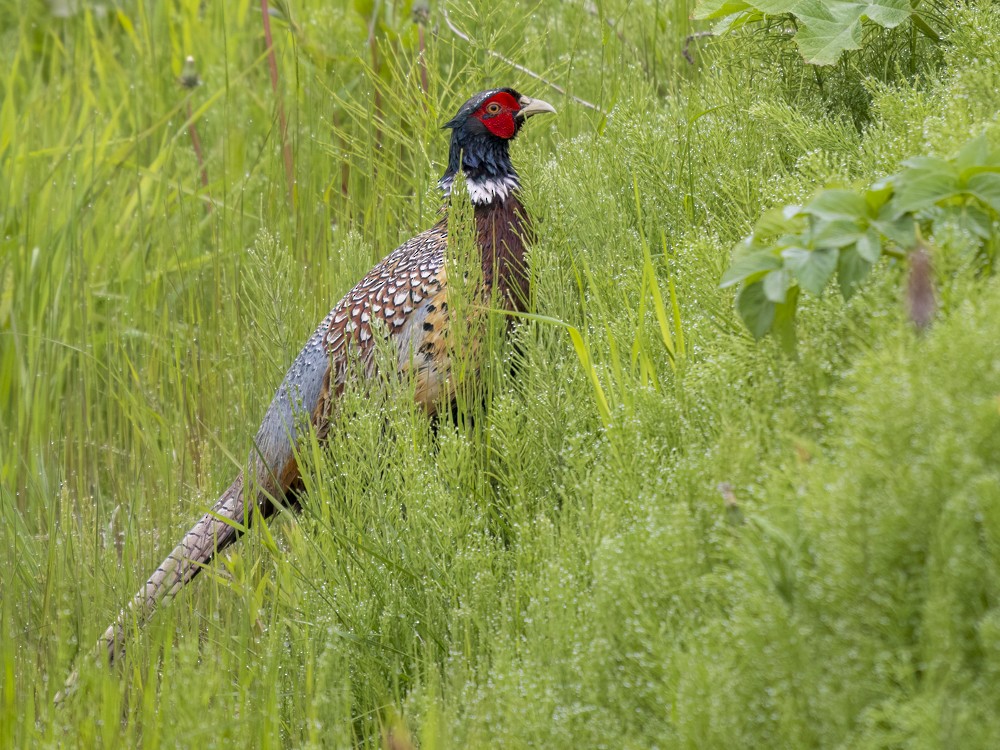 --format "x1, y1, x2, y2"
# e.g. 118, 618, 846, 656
439, 88, 556, 206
